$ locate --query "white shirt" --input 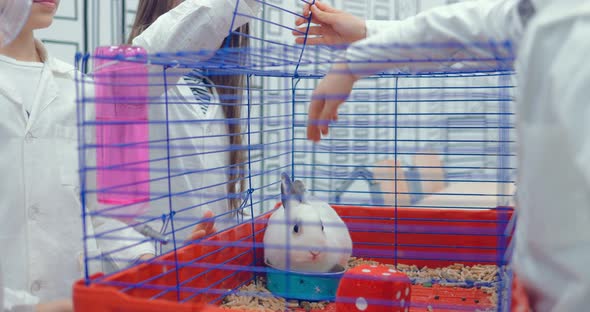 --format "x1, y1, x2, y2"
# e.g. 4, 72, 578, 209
512, 1, 590, 311
145, 75, 240, 256
347, 0, 590, 310
0, 0, 260, 310
0, 40, 156, 312
130, 0, 261, 253
0, 56, 43, 116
